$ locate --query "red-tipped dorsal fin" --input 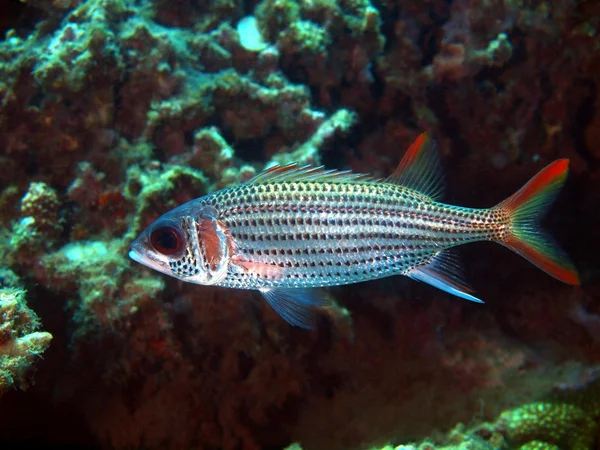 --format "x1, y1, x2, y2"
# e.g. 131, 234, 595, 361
386, 133, 444, 200
495, 159, 580, 285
